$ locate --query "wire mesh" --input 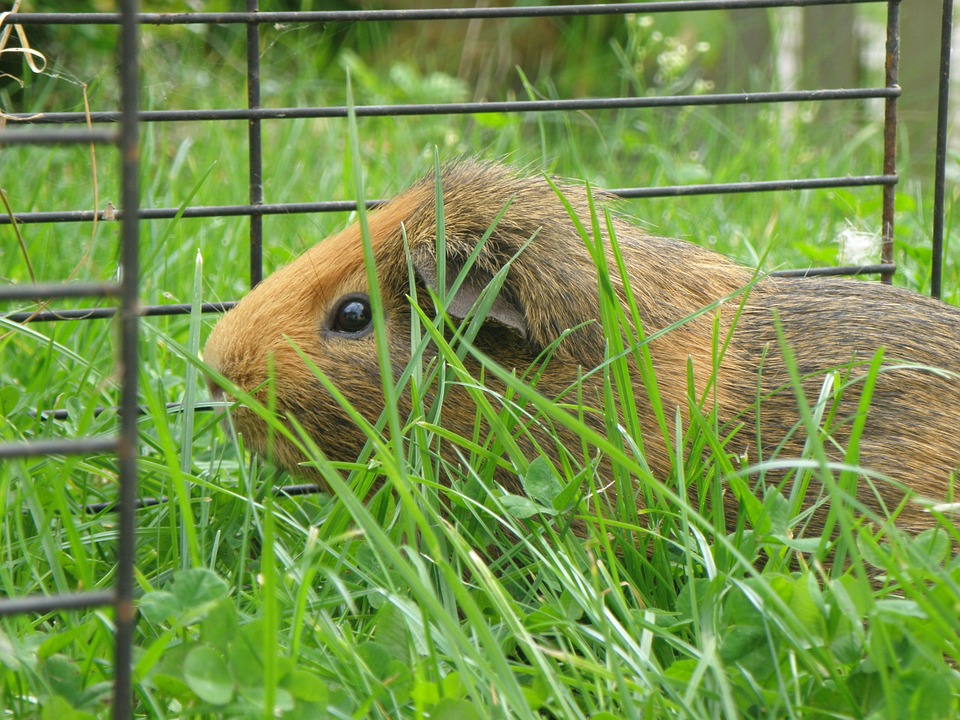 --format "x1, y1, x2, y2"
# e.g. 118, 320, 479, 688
0, 1, 953, 716
0, 1, 140, 718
